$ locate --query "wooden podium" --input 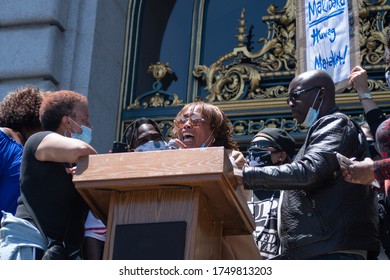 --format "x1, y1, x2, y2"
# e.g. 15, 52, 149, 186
73, 147, 255, 259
